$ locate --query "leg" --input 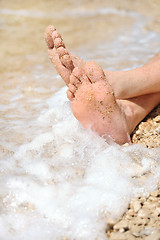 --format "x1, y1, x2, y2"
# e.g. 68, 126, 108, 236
107, 58, 160, 99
